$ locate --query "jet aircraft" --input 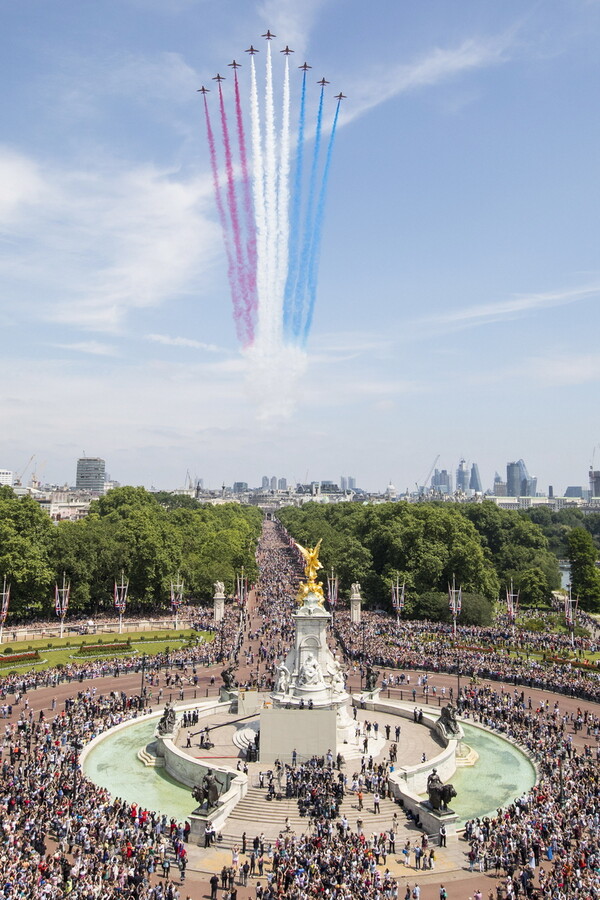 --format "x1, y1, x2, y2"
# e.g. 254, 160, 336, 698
281, 46, 294, 55
298, 62, 312, 71
212, 73, 225, 82
317, 77, 330, 86
334, 92, 347, 100
245, 45, 259, 55
228, 60, 241, 69
262, 30, 276, 39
